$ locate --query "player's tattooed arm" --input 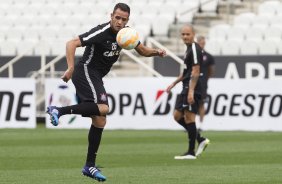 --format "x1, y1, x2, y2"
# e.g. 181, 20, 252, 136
135, 43, 166, 57
188, 65, 200, 104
